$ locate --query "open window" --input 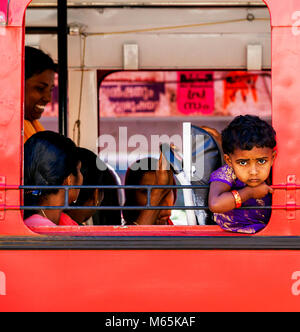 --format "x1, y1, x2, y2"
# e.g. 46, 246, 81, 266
20, 2, 276, 235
